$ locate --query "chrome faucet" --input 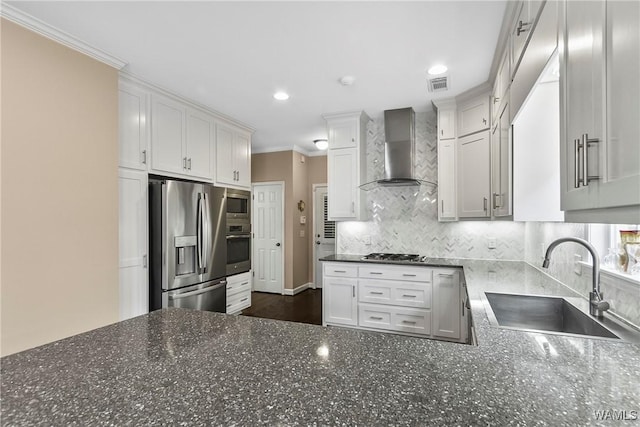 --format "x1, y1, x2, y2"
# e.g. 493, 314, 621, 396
542, 237, 610, 318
